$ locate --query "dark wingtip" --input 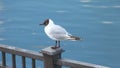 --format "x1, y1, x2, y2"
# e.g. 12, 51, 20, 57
75, 37, 80, 40
70, 36, 80, 40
